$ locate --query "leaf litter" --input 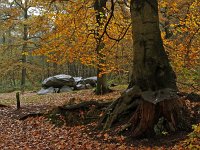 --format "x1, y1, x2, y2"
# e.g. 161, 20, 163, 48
0, 89, 199, 149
